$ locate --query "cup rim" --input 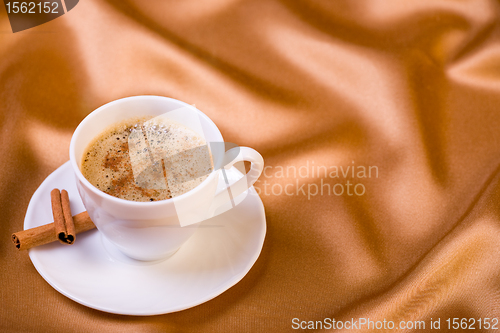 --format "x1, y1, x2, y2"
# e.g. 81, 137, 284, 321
69, 95, 222, 206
